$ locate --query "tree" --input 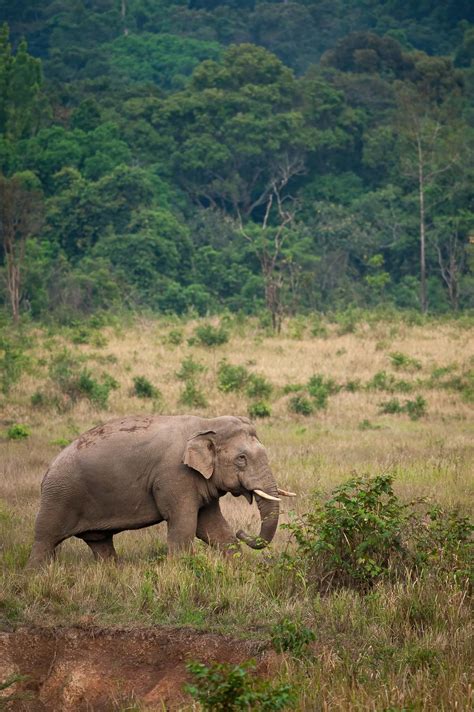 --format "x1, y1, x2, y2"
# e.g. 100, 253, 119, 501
152, 44, 309, 218
0, 172, 43, 323
239, 177, 298, 331
394, 83, 464, 313
0, 24, 43, 142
